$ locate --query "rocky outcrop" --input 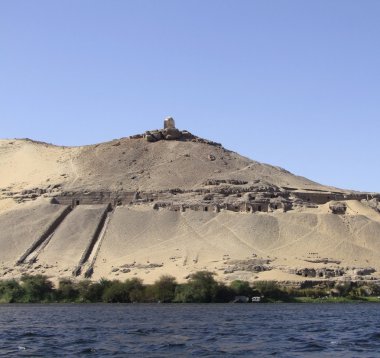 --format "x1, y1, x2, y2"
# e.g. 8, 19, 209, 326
145, 128, 183, 142
289, 266, 376, 279
223, 259, 271, 274
349, 267, 376, 276
2, 185, 62, 203
329, 202, 347, 214
304, 258, 341, 264
362, 198, 380, 213
6, 180, 378, 219
204, 179, 248, 186
290, 267, 345, 278
143, 127, 221, 146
